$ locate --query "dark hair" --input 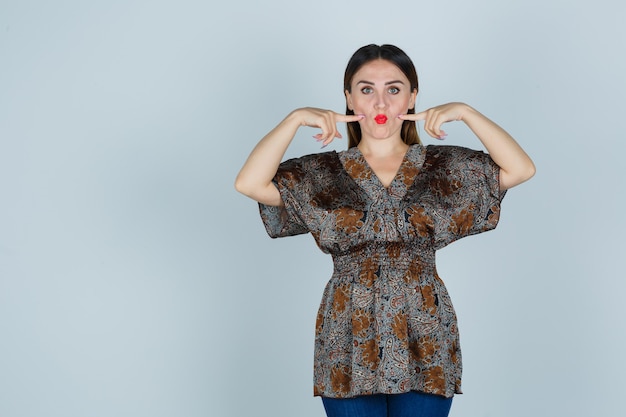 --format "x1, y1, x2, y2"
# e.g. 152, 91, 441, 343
344, 44, 420, 148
